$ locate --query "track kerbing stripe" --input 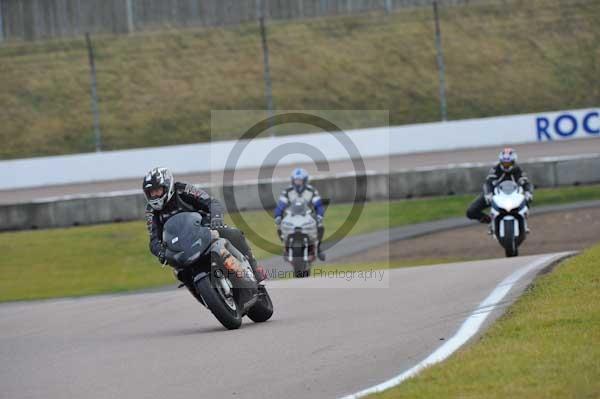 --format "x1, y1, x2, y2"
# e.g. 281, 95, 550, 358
340, 252, 572, 399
